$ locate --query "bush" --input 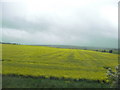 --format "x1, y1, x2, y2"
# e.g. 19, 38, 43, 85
106, 65, 120, 88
